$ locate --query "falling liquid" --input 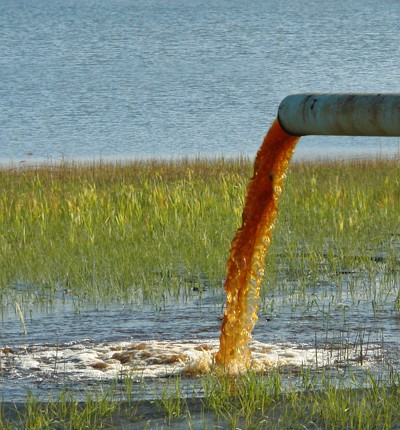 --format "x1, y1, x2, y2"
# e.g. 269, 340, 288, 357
216, 119, 300, 373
